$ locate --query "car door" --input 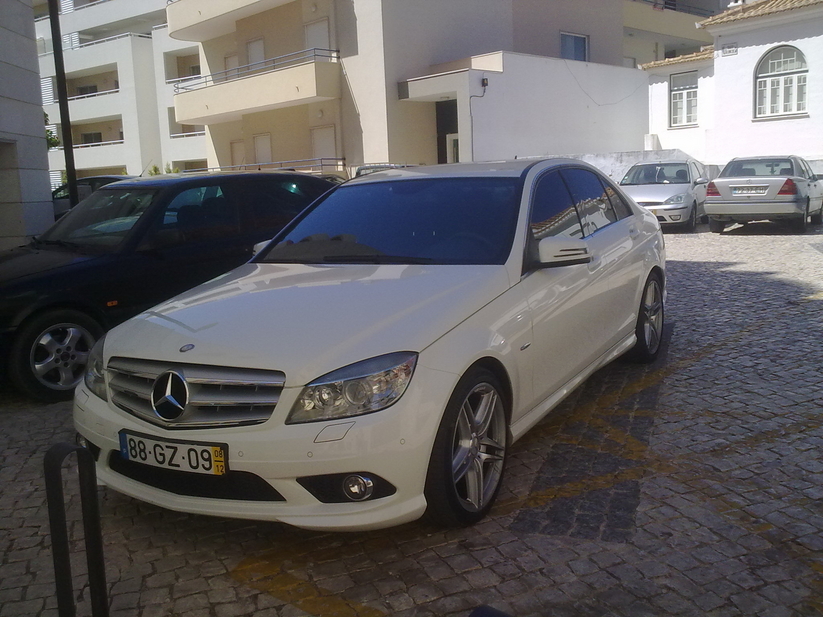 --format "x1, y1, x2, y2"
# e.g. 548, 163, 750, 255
561, 167, 642, 351
799, 158, 823, 213
516, 169, 600, 415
